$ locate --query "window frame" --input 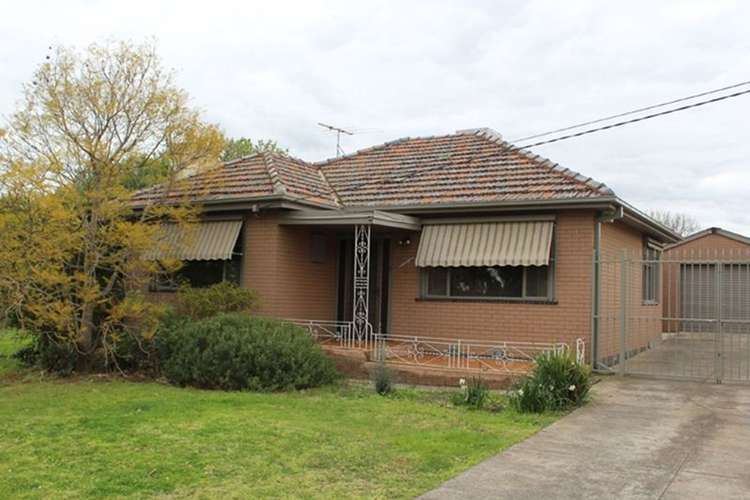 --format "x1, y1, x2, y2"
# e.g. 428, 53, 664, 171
642, 243, 661, 305
420, 262, 555, 302
420, 229, 557, 302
